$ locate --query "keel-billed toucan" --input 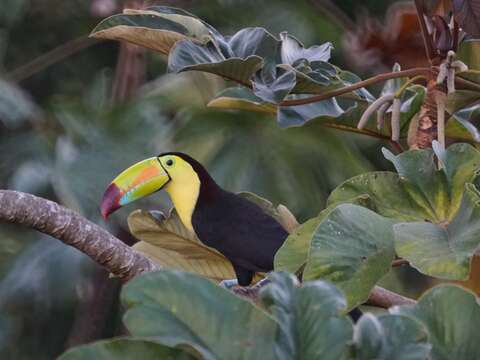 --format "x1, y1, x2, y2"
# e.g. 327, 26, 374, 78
100, 152, 288, 286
